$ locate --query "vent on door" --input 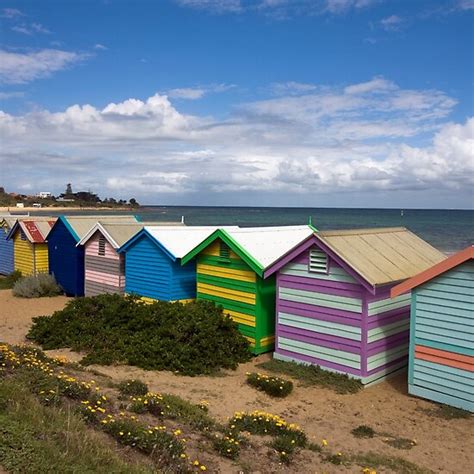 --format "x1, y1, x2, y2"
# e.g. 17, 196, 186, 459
309, 249, 328, 273
98, 235, 106, 256
219, 241, 230, 259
